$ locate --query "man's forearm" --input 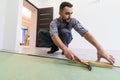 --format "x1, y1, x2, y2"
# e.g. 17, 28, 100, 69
51, 34, 68, 51
83, 32, 103, 51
